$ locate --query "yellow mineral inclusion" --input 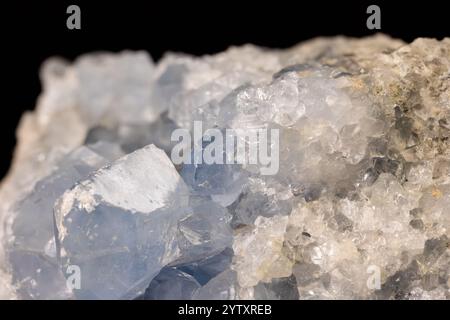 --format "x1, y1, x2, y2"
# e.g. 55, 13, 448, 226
431, 186, 443, 199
